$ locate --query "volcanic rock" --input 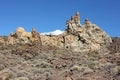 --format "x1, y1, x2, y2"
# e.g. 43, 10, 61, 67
4, 12, 112, 52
